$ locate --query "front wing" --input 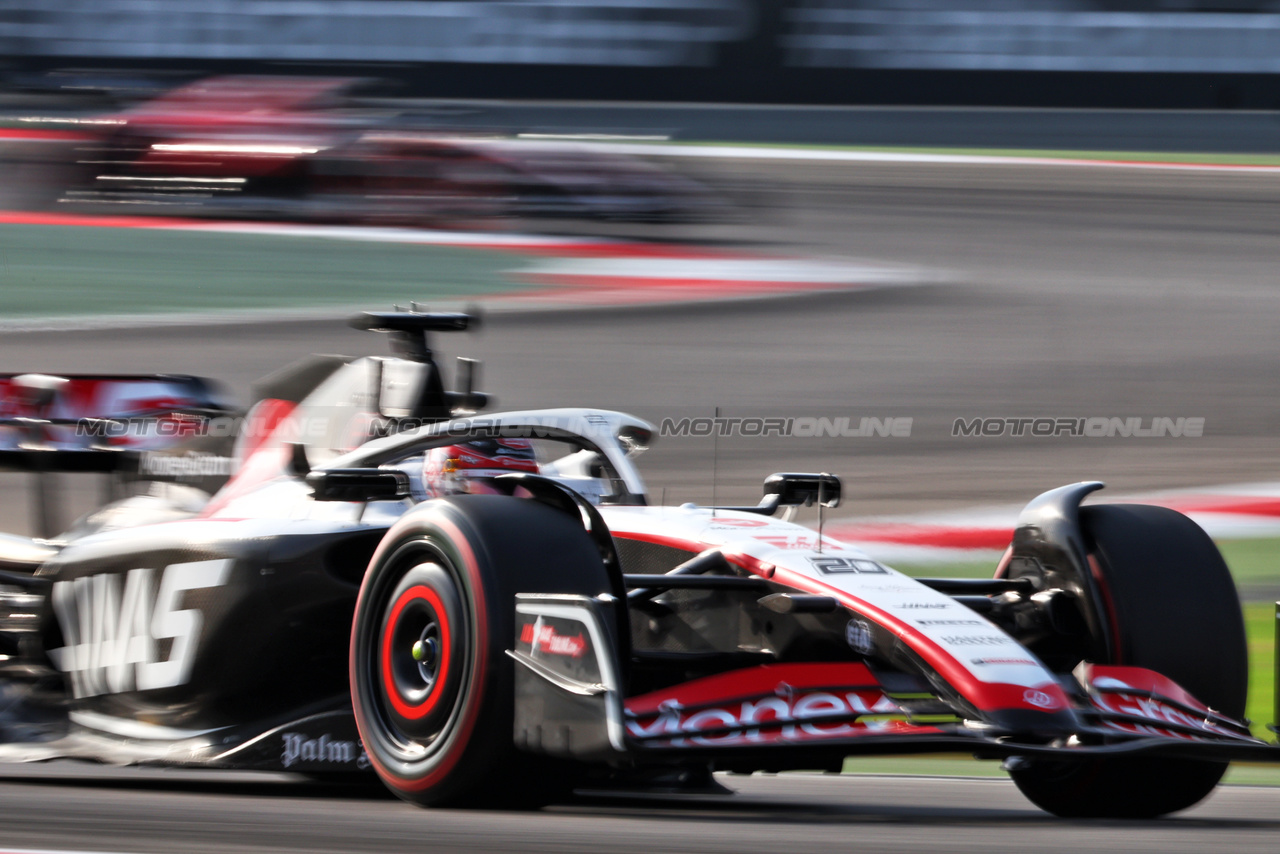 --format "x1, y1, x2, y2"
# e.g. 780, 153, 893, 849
511, 594, 1280, 768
